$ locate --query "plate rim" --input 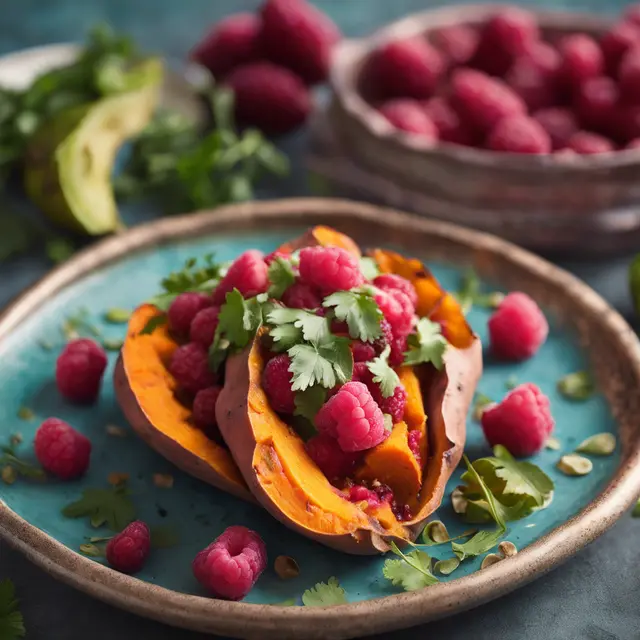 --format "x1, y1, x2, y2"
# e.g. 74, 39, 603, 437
2, 198, 640, 640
